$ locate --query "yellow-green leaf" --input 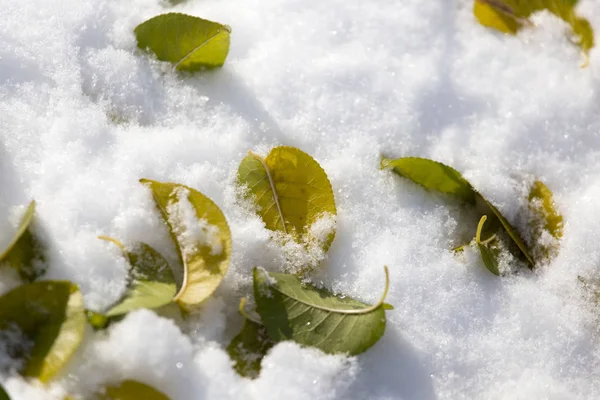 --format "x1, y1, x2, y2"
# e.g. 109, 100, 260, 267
528, 180, 563, 261
99, 239, 177, 318
100, 380, 169, 400
0, 281, 85, 383
237, 147, 337, 260
140, 179, 231, 308
381, 157, 476, 204
0, 201, 44, 281
473, 0, 594, 54
135, 13, 231, 71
